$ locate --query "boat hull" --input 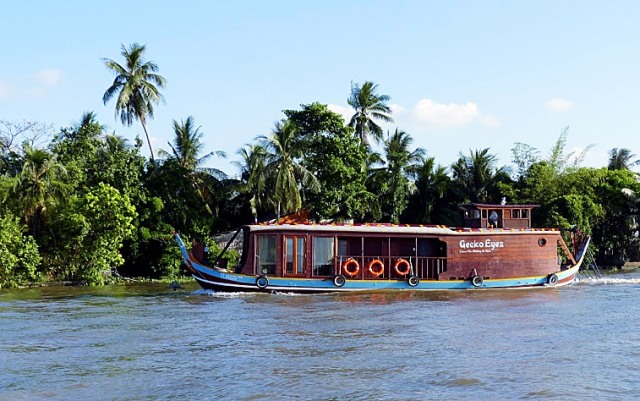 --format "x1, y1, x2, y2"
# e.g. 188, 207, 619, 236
176, 234, 586, 293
